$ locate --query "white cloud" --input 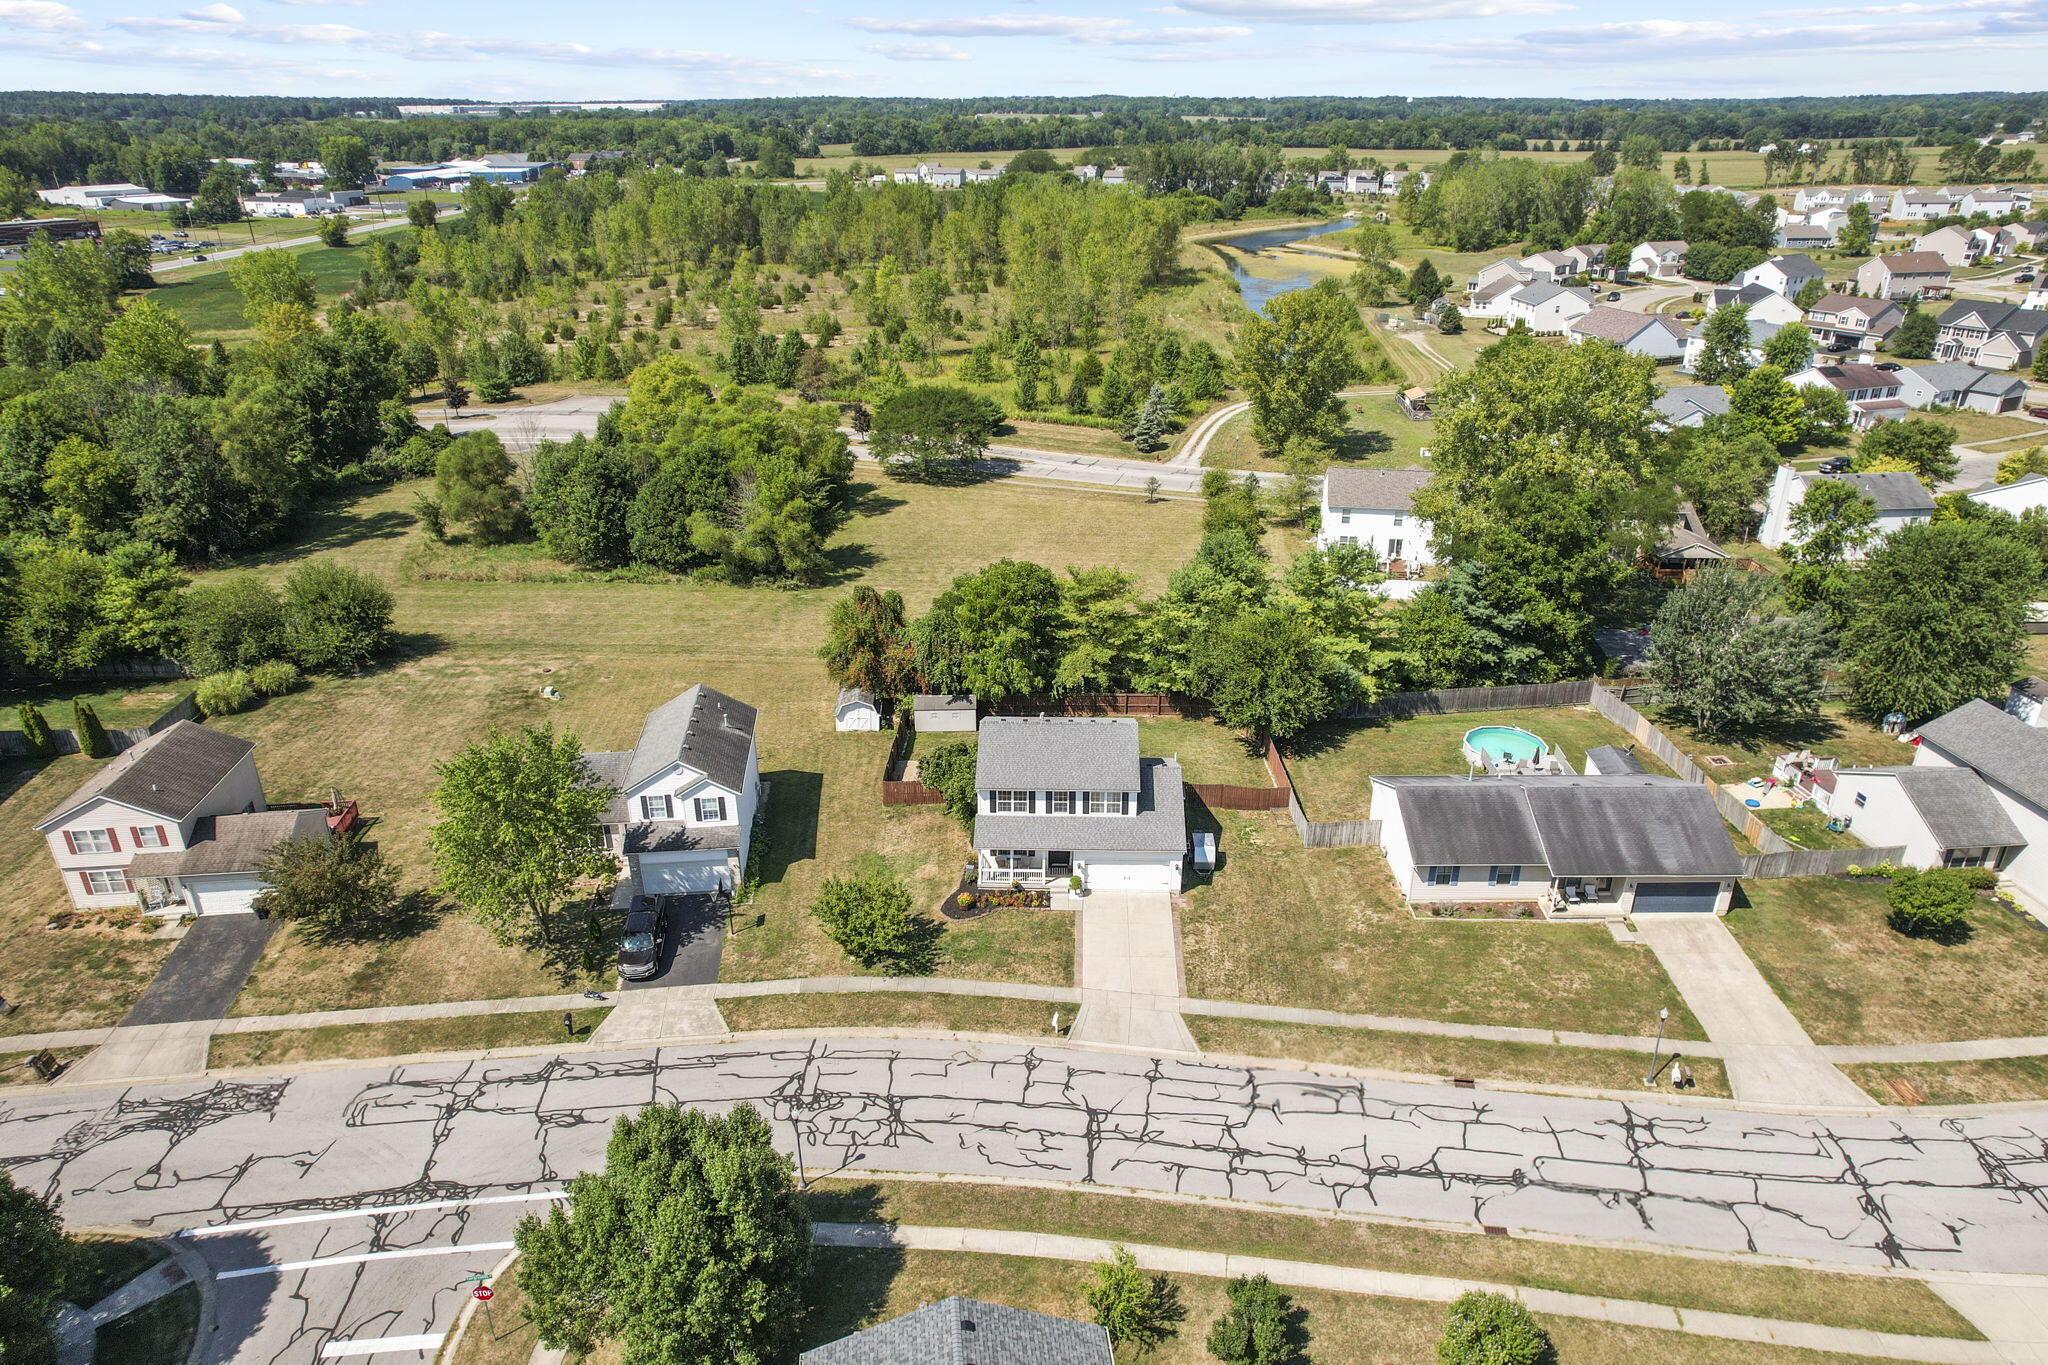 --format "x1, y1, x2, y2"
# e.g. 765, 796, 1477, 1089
188, 3, 244, 19
0, 0, 86, 31
849, 11, 1248, 43
1175, 0, 1568, 19
864, 39, 974, 60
